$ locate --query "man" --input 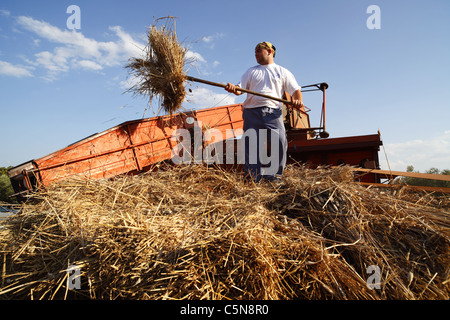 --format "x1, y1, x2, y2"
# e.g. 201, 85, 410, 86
225, 41, 303, 182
